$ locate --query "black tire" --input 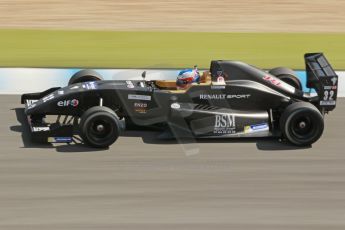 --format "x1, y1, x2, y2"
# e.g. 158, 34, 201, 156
269, 67, 302, 90
68, 70, 103, 85
269, 67, 296, 77
80, 106, 120, 148
280, 102, 324, 146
